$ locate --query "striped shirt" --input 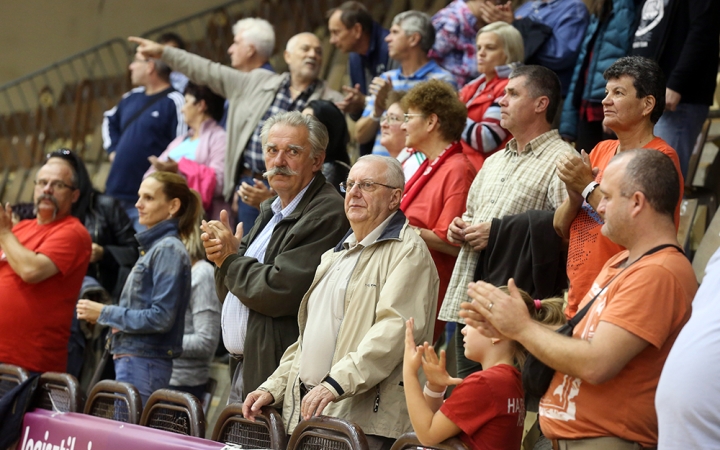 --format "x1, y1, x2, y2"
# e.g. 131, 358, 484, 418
438, 130, 572, 322
362, 60, 457, 156
221, 179, 313, 355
